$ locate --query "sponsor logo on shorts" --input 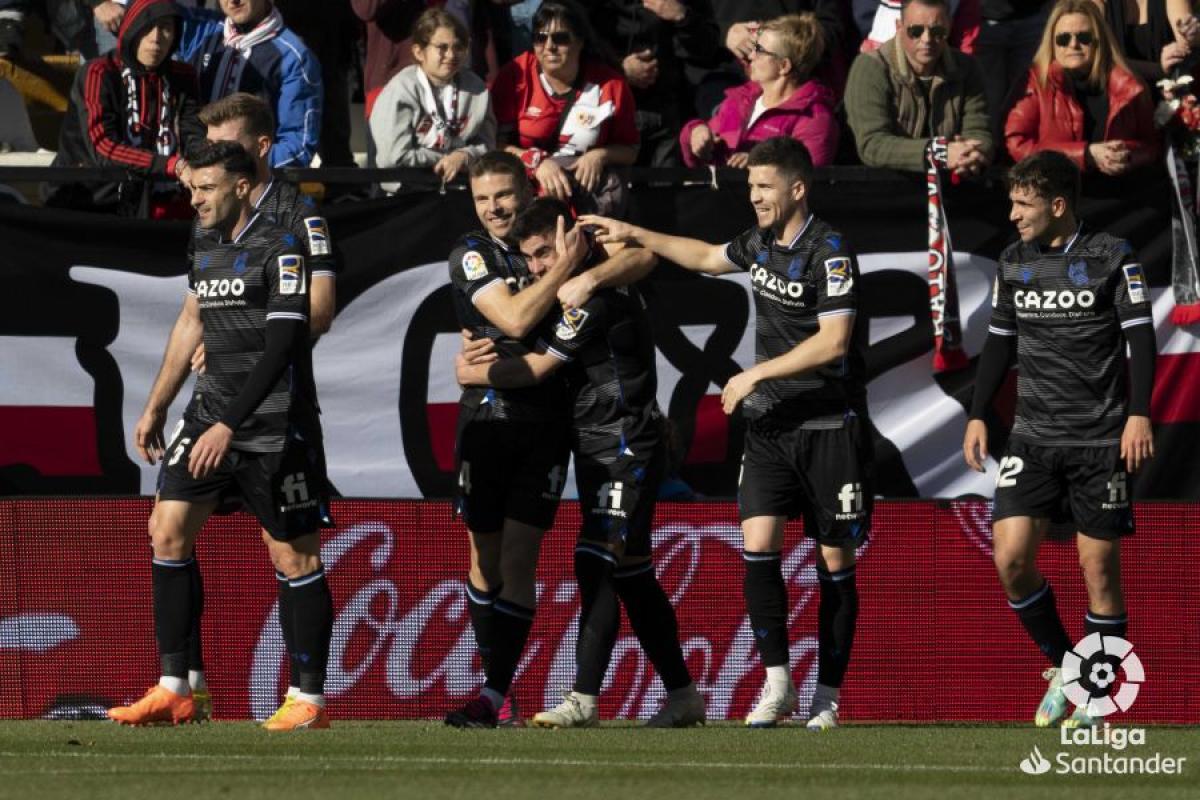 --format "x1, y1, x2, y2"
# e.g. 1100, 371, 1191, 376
836, 482, 864, 519
304, 217, 331, 257
278, 255, 306, 296
1103, 472, 1129, 509
592, 481, 628, 518
279, 472, 318, 512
